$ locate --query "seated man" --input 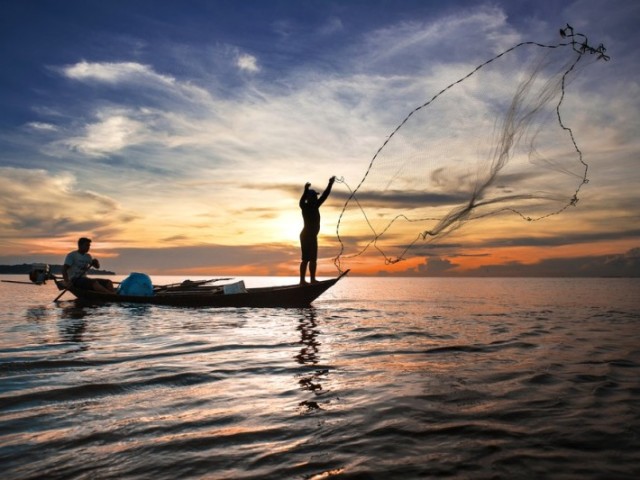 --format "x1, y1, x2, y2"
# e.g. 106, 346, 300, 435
62, 237, 115, 293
